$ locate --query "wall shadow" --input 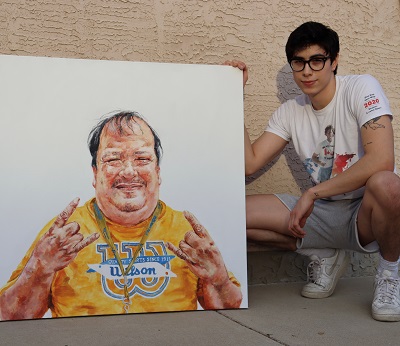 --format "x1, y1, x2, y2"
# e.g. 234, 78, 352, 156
245, 63, 313, 193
